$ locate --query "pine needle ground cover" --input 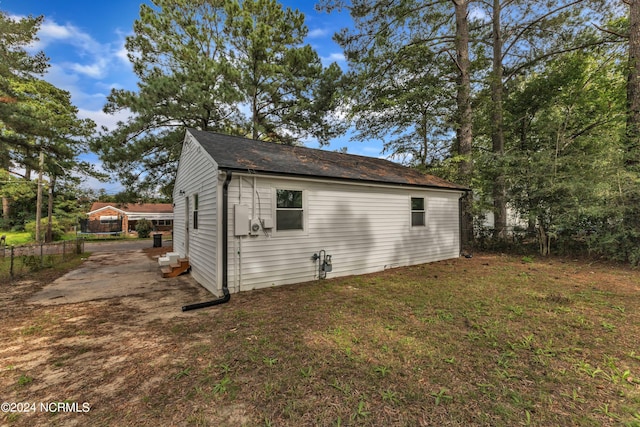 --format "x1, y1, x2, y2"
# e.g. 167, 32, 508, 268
1, 254, 639, 426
